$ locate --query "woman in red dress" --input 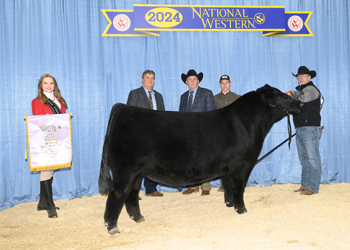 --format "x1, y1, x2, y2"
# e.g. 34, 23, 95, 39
31, 72, 68, 218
